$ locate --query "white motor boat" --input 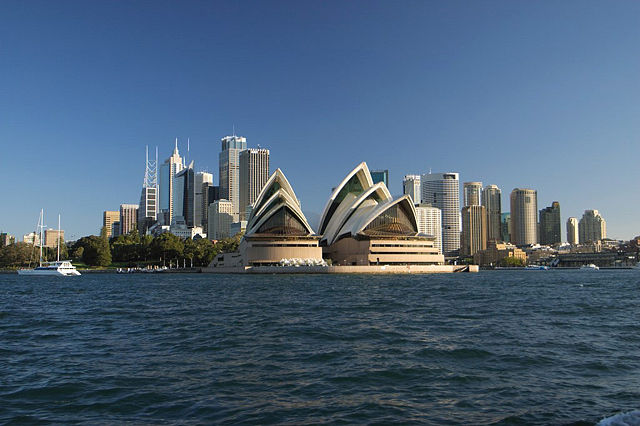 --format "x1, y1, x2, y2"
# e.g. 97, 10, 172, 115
579, 263, 599, 270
